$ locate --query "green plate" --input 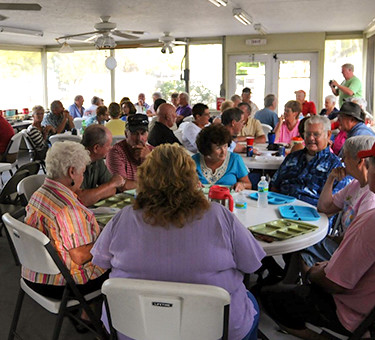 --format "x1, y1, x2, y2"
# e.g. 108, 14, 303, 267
94, 196, 132, 209
248, 219, 318, 241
